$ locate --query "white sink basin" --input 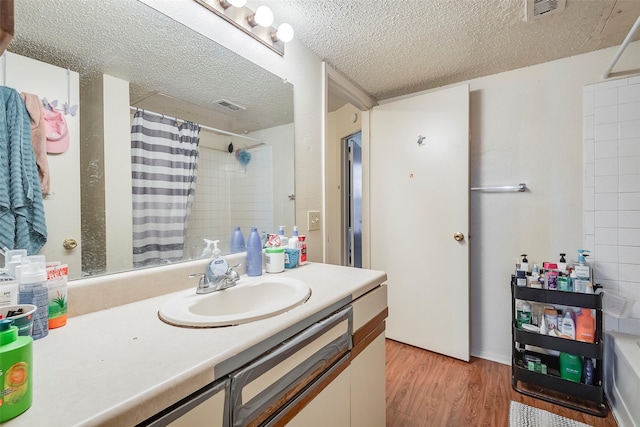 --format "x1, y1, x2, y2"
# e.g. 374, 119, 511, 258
158, 276, 311, 327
